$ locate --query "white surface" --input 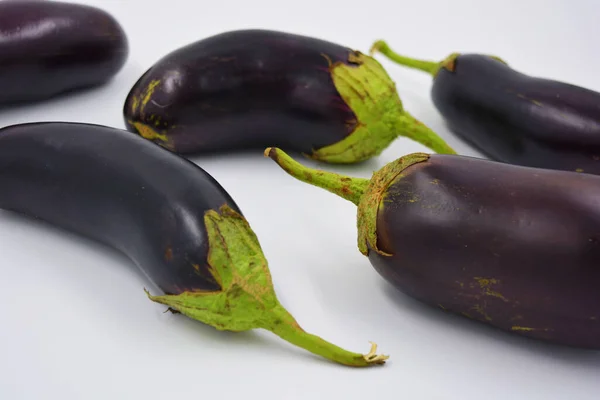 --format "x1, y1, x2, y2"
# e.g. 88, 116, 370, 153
1, 0, 599, 399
